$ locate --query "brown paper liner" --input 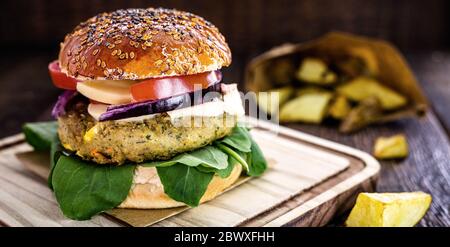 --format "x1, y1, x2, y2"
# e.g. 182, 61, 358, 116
245, 32, 428, 123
